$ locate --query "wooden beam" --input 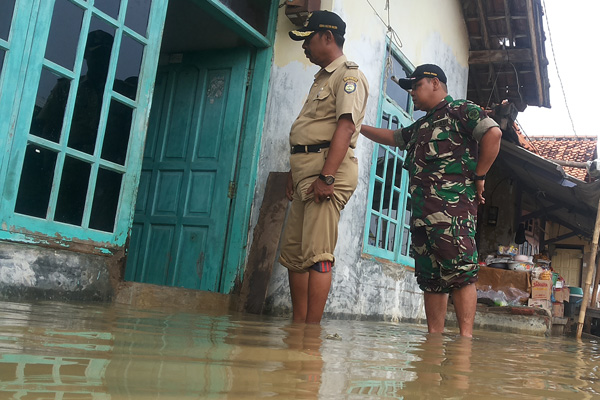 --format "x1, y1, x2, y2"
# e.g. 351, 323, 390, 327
475, 0, 501, 106
520, 204, 563, 222
526, 0, 544, 106
503, 0, 514, 46
237, 172, 289, 314
469, 49, 533, 64
577, 197, 600, 339
544, 231, 577, 245
476, 0, 491, 48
